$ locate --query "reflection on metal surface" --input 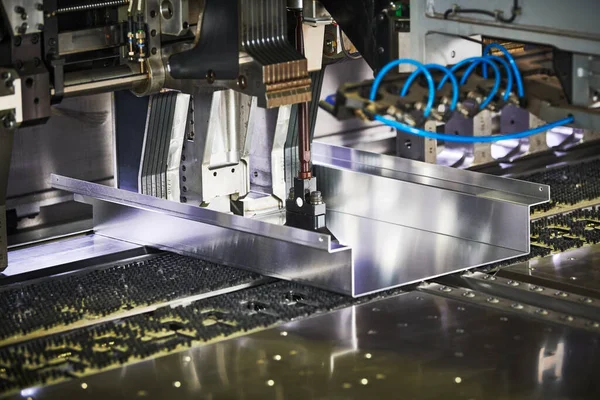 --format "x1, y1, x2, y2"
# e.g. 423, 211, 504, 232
328, 210, 524, 295
4, 234, 140, 277
21, 291, 600, 399
51, 174, 354, 295
499, 245, 600, 298
419, 281, 600, 333
53, 140, 548, 296
313, 142, 549, 295
7, 94, 113, 199
538, 341, 565, 383
452, 271, 600, 321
